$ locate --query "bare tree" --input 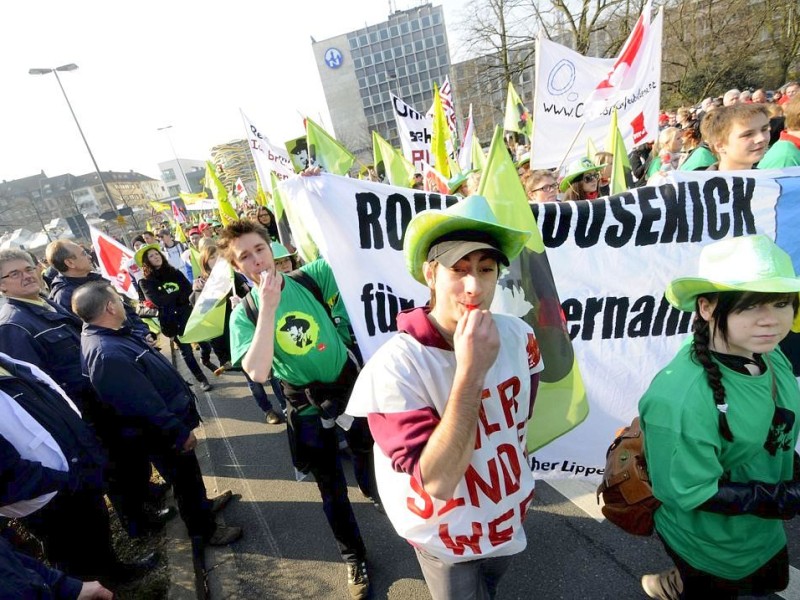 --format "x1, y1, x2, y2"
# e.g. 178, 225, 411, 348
761, 0, 800, 86
661, 0, 768, 105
